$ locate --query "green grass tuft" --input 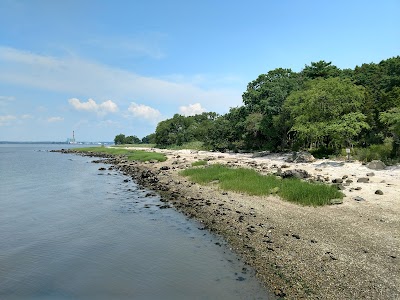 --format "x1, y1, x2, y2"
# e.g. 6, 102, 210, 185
191, 160, 208, 166
181, 165, 343, 206
74, 146, 166, 162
